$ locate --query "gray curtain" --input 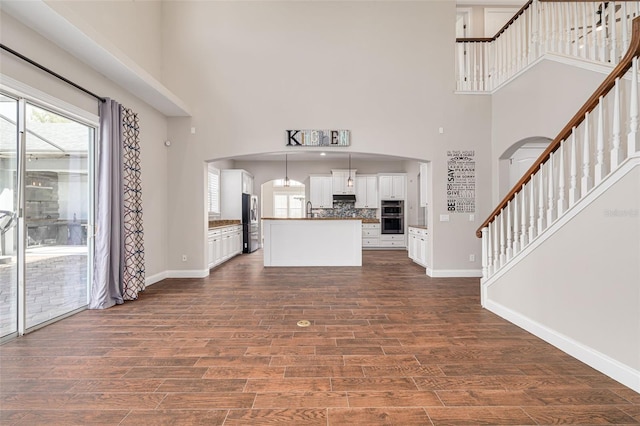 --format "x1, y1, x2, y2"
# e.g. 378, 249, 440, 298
90, 98, 124, 309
